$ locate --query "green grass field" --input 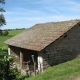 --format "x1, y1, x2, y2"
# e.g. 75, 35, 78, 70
0, 30, 24, 49
25, 58, 80, 80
